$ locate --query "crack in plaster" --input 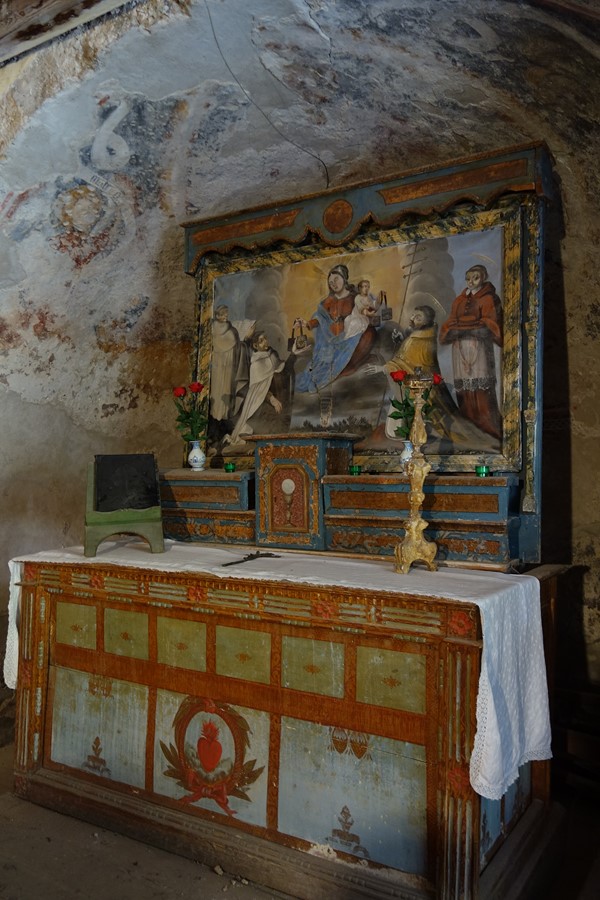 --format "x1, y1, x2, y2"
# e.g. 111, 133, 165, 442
204, 0, 330, 188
